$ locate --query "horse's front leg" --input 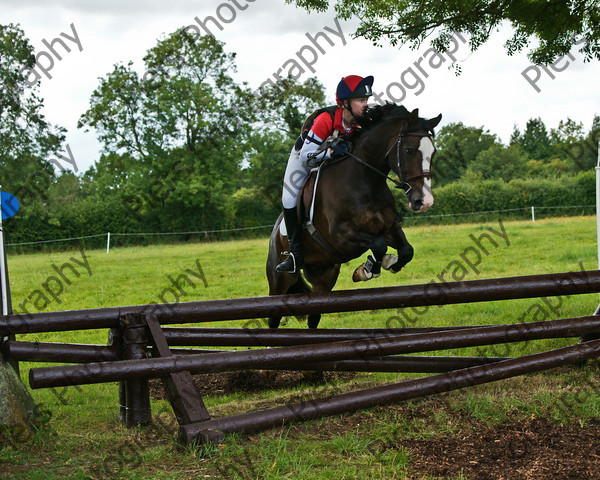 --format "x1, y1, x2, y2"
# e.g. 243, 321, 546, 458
352, 236, 387, 282
383, 218, 414, 274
